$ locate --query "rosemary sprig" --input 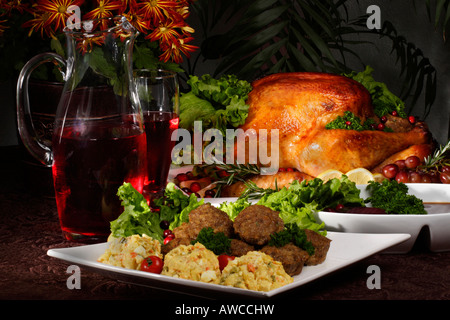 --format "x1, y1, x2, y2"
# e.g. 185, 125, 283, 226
422, 139, 450, 170
239, 180, 280, 200
199, 162, 262, 197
